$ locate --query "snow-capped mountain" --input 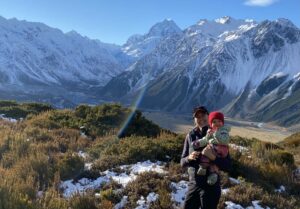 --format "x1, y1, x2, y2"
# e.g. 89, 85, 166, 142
224, 71, 300, 126
0, 16, 134, 106
222, 19, 300, 126
102, 17, 256, 98
101, 17, 300, 126
0, 15, 299, 126
122, 19, 182, 58
0, 17, 132, 86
